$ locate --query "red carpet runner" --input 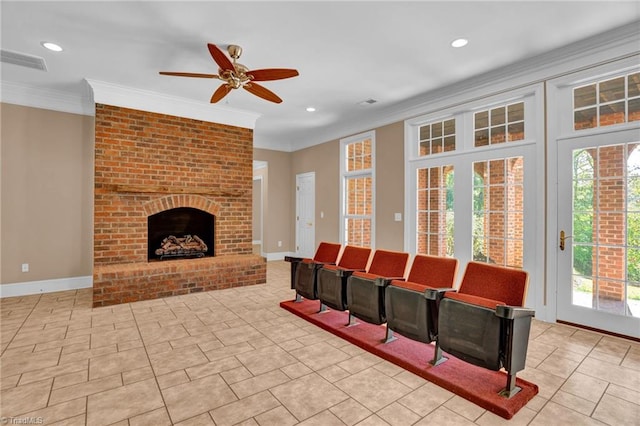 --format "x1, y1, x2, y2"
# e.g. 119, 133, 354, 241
280, 299, 538, 420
